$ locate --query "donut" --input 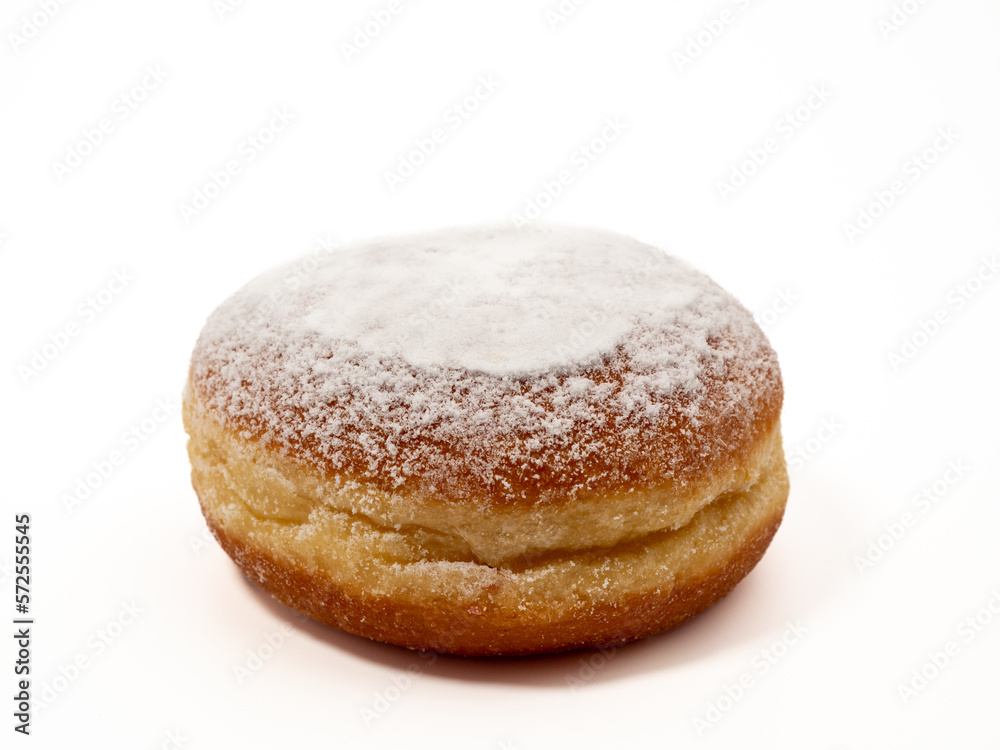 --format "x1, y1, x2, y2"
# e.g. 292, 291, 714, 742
183, 224, 788, 656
